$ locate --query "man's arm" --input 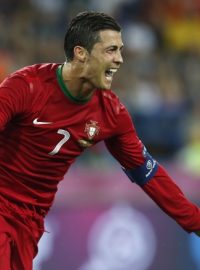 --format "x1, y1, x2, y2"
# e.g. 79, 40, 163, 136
122, 148, 200, 233
141, 164, 200, 233
0, 74, 30, 130
104, 102, 200, 234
